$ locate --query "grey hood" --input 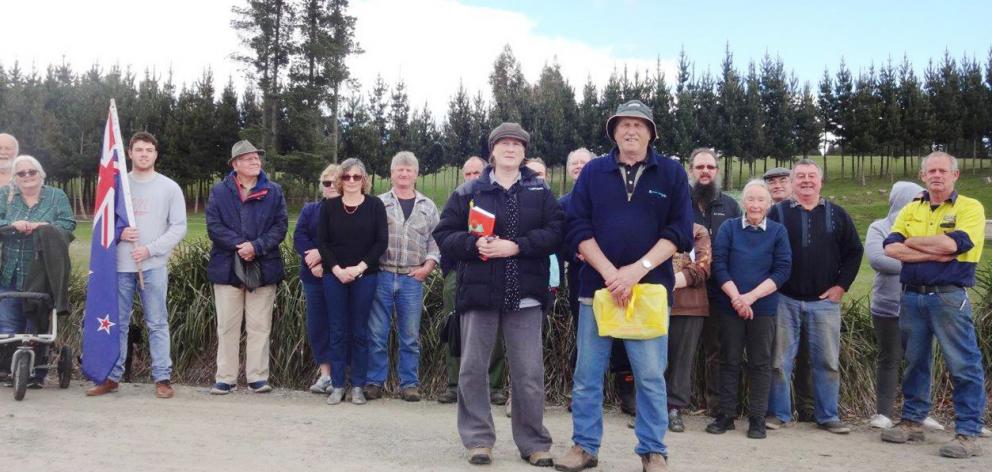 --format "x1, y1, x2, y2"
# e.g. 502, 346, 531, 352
885, 181, 925, 224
